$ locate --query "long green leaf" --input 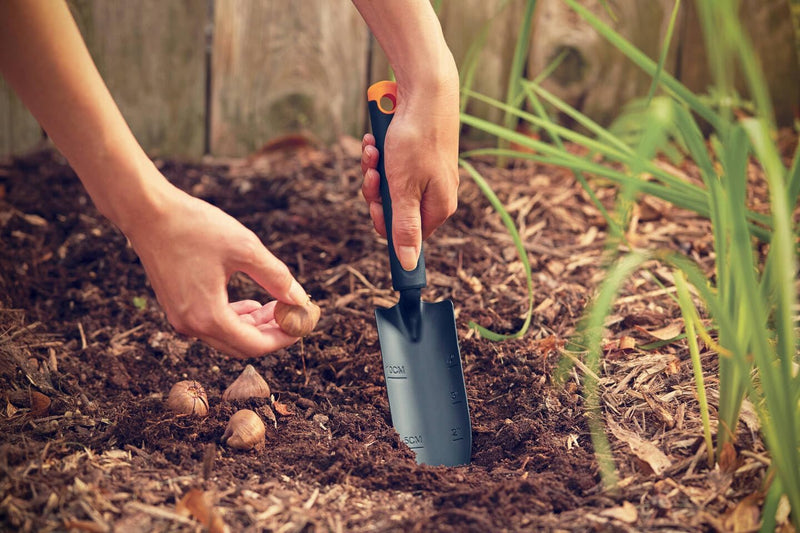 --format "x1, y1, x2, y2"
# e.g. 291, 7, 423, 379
645, 0, 681, 104
561, 0, 720, 130
459, 159, 534, 340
